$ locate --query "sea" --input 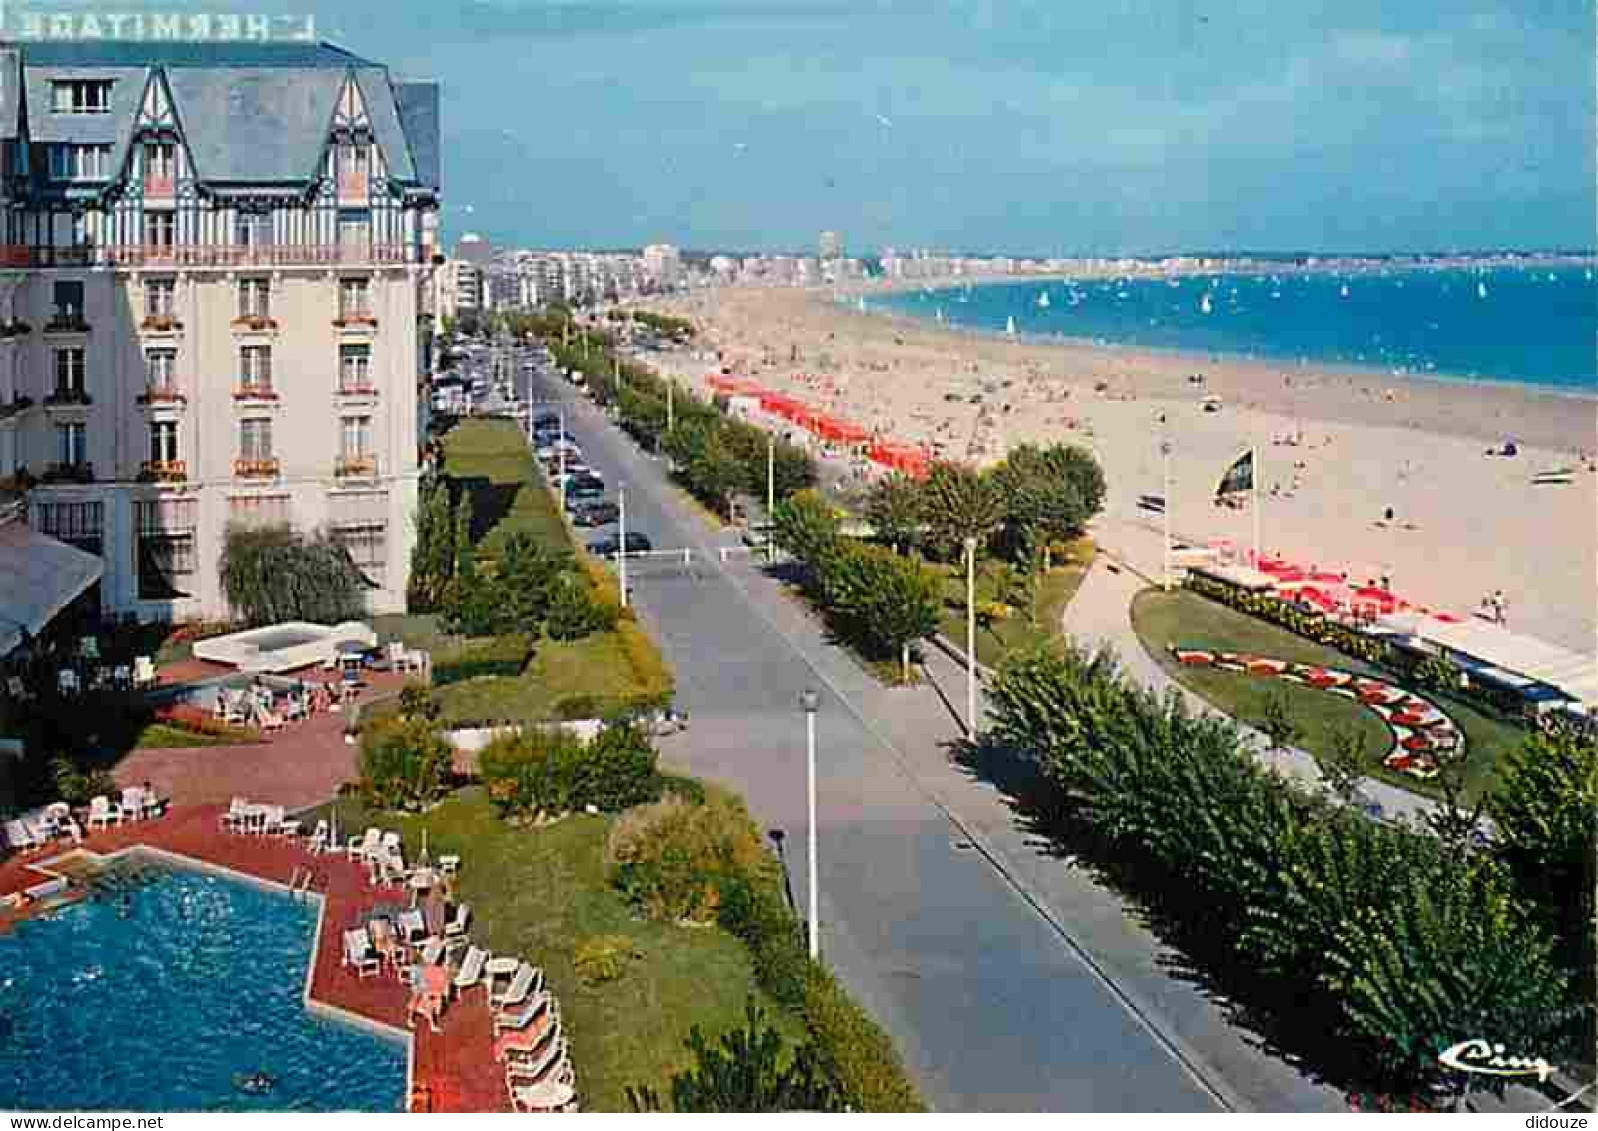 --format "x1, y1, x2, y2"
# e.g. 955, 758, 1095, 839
872, 264, 1598, 395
